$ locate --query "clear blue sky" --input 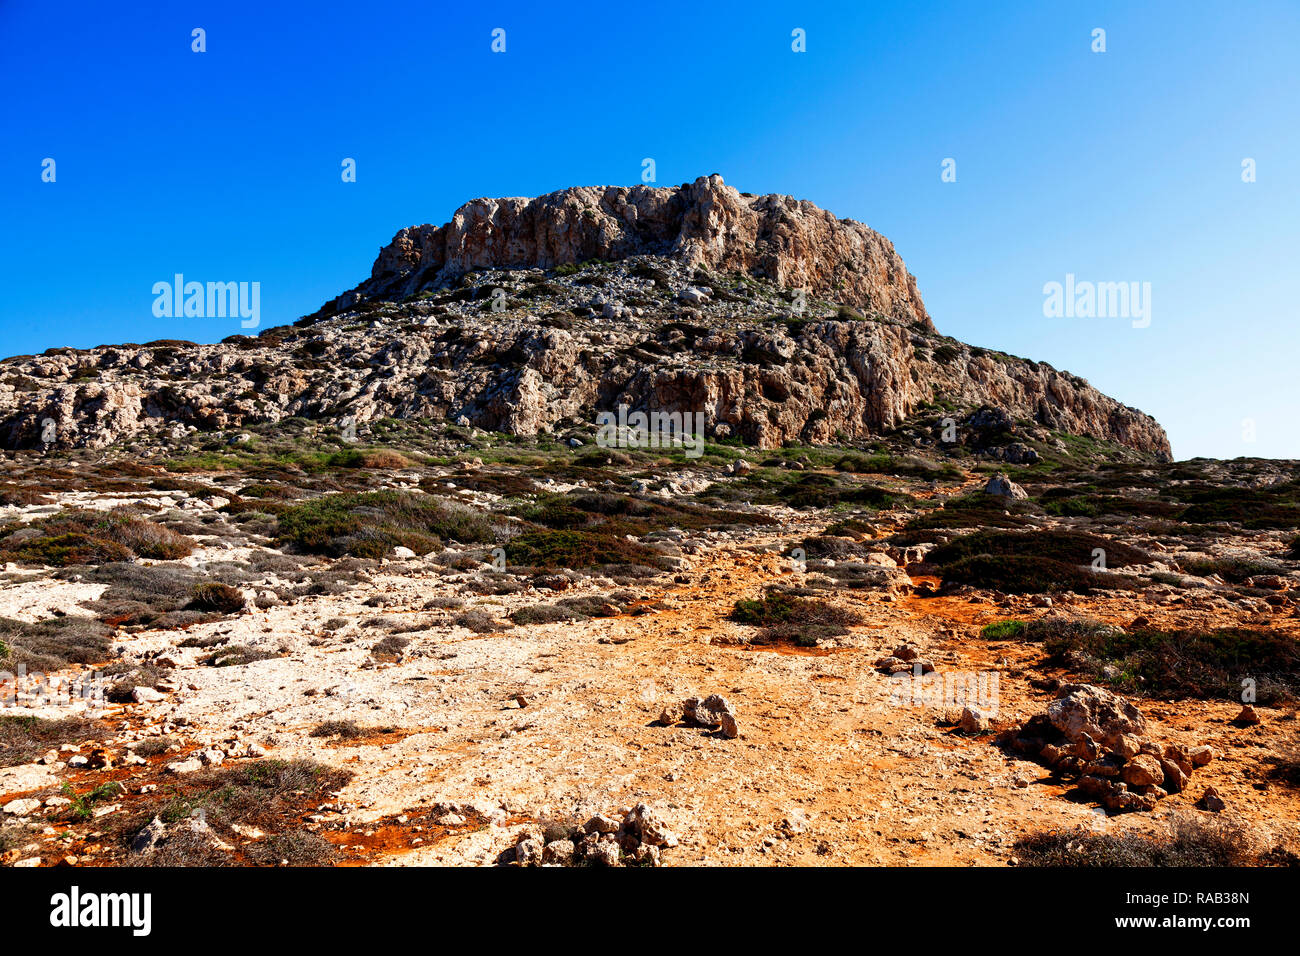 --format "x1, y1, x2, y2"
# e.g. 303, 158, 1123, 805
2, 0, 1297, 459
